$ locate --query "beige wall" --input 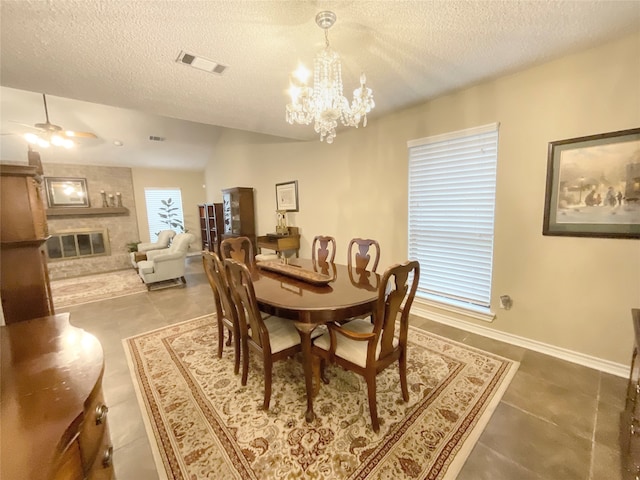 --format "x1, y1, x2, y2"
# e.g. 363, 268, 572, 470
205, 32, 640, 366
130, 167, 206, 249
